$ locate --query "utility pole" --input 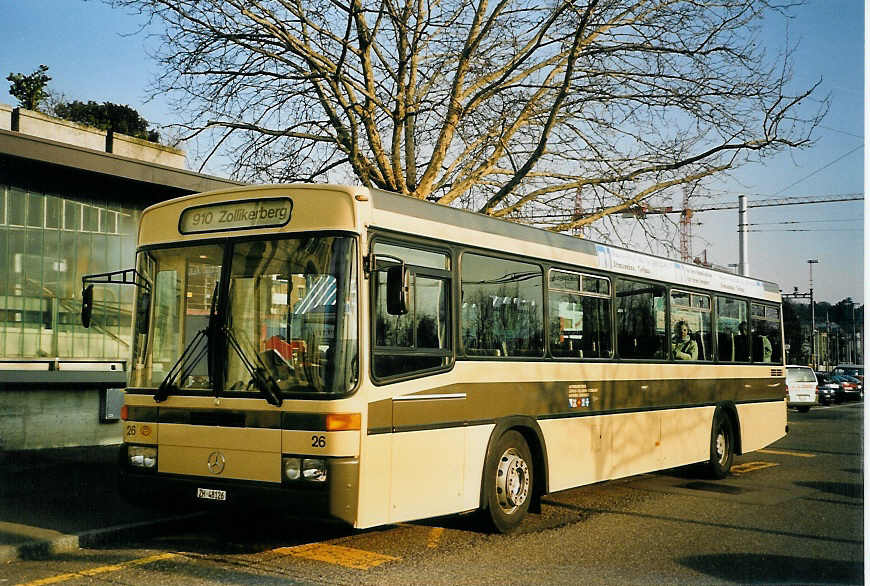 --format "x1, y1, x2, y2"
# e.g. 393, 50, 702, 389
808, 259, 819, 369
852, 302, 857, 364
738, 195, 748, 276
826, 312, 830, 370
